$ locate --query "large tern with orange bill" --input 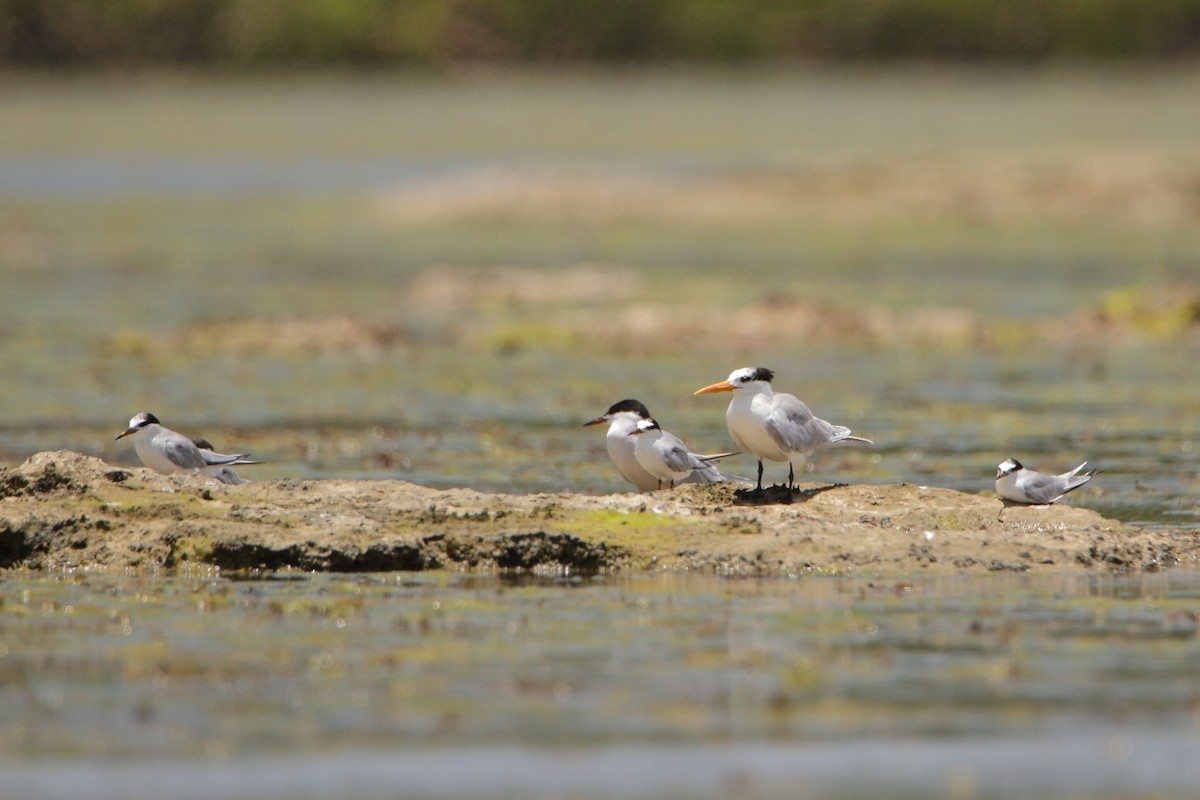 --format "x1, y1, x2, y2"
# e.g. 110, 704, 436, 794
582, 399, 745, 492
694, 367, 871, 492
